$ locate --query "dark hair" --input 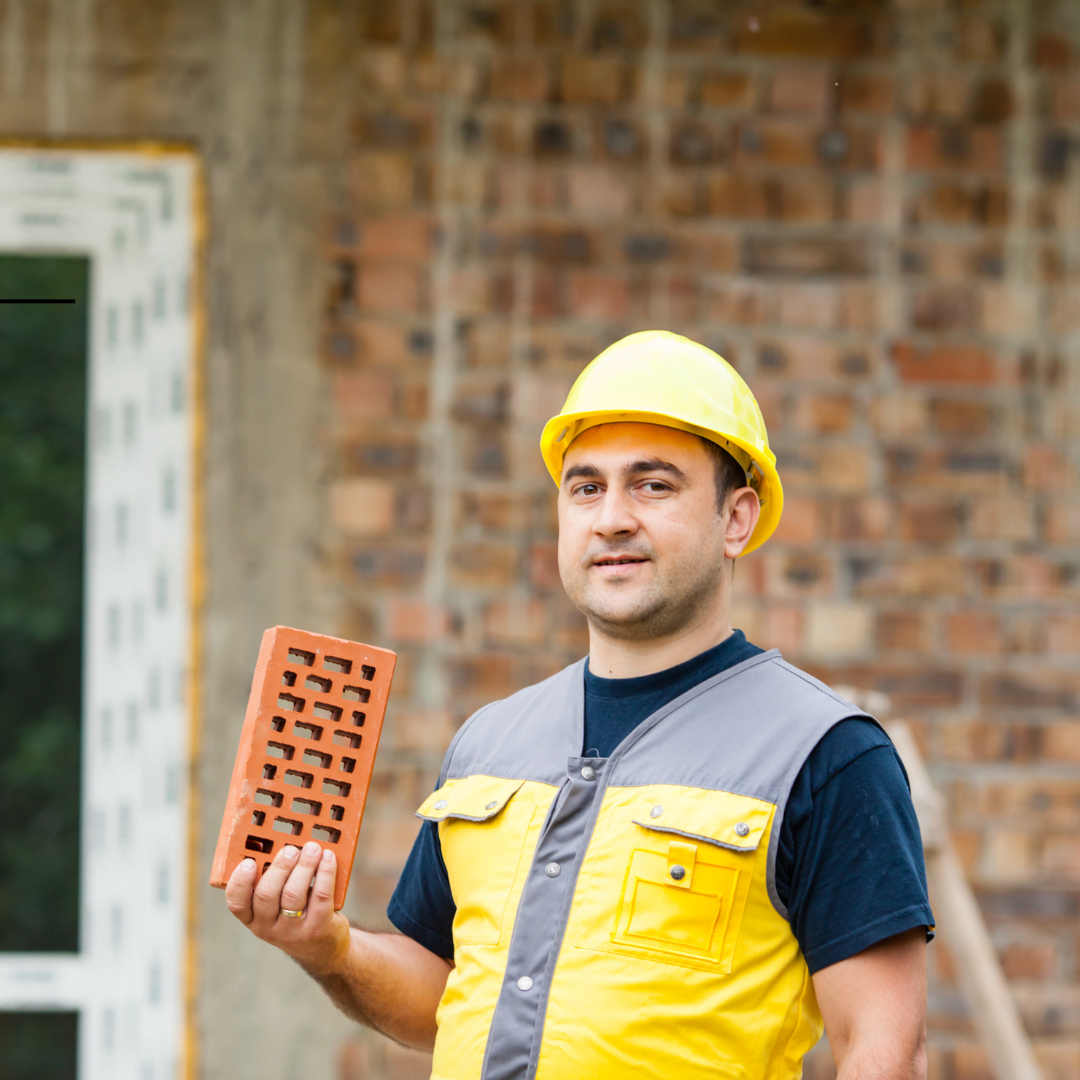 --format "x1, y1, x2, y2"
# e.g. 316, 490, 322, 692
698, 435, 749, 511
